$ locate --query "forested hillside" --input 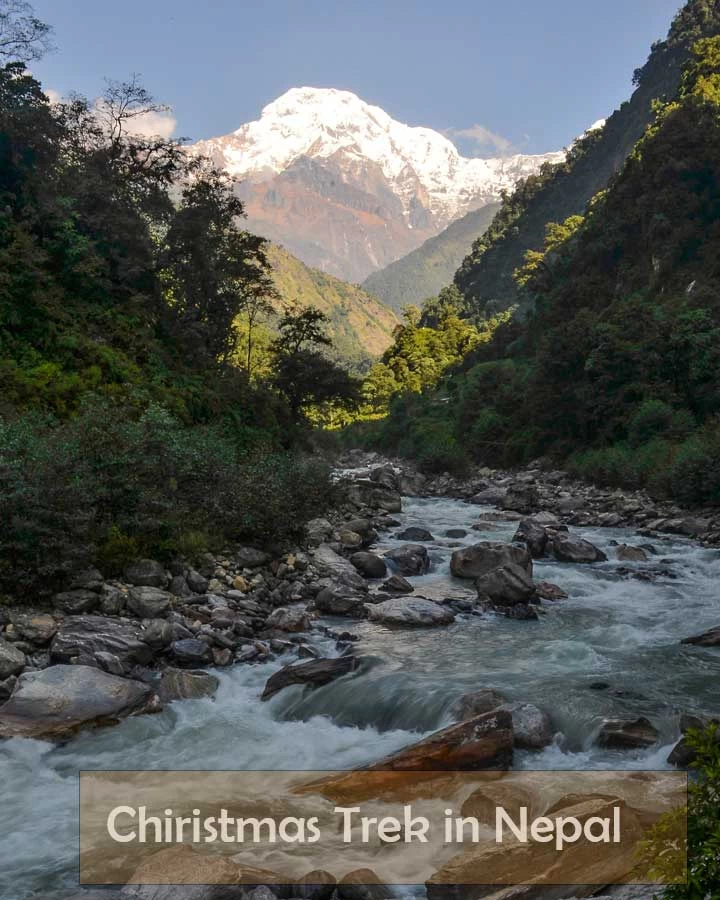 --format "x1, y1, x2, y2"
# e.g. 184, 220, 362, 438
362, 203, 500, 311
348, 13, 720, 507
455, 0, 720, 317
0, 52, 358, 592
